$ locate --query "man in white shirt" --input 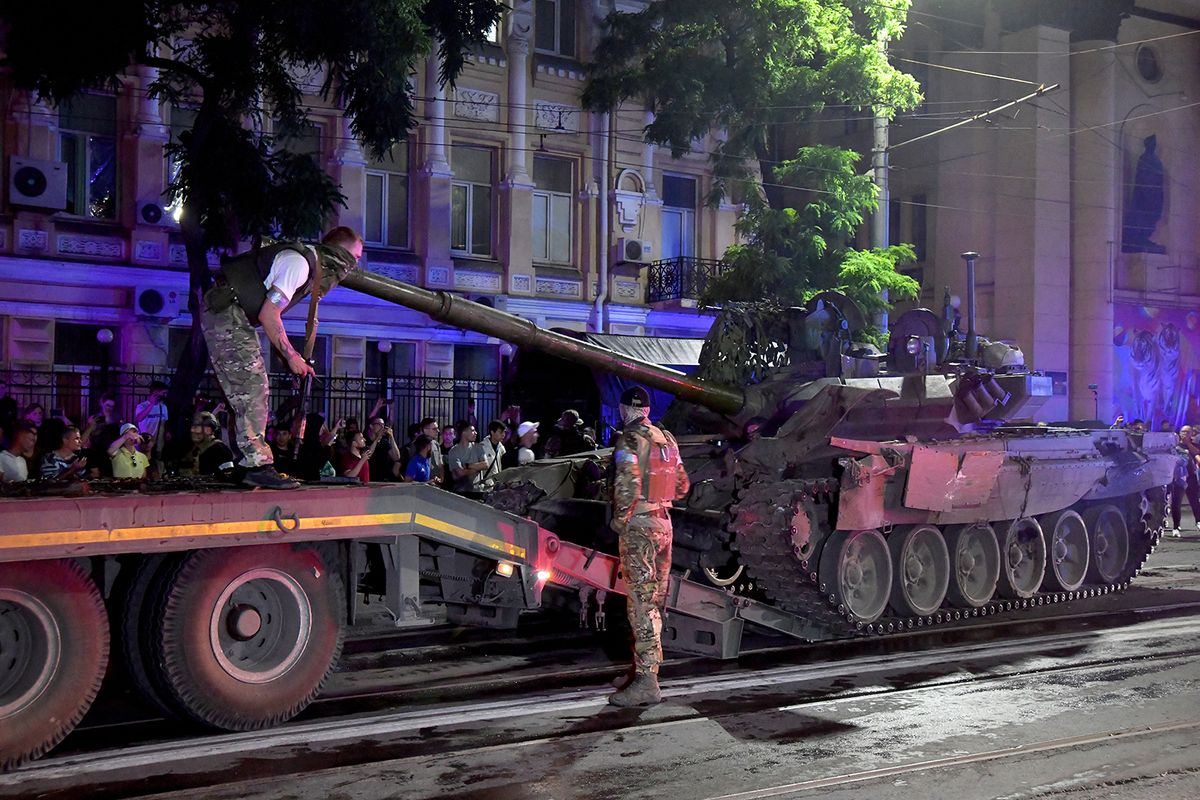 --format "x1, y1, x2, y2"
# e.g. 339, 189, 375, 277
479, 420, 507, 490
516, 420, 539, 465
135, 380, 169, 439
0, 422, 35, 481
201, 226, 362, 489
